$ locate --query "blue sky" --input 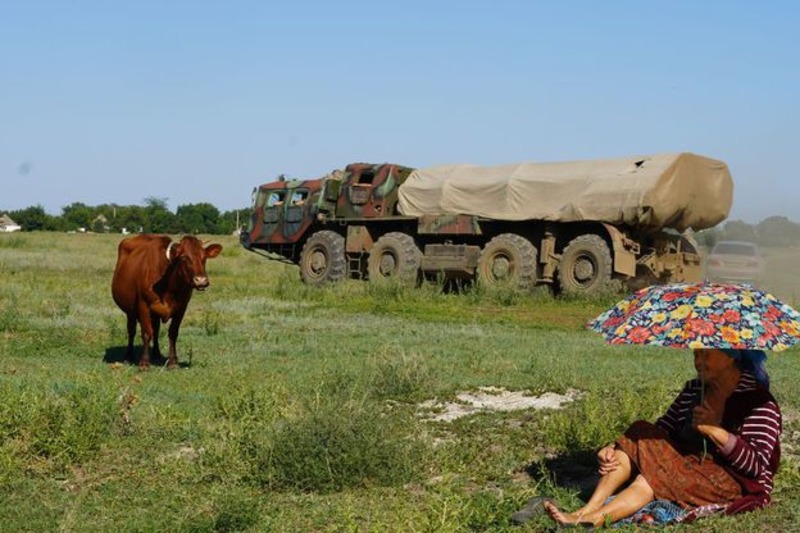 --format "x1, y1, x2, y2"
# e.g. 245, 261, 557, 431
2, 1, 798, 222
